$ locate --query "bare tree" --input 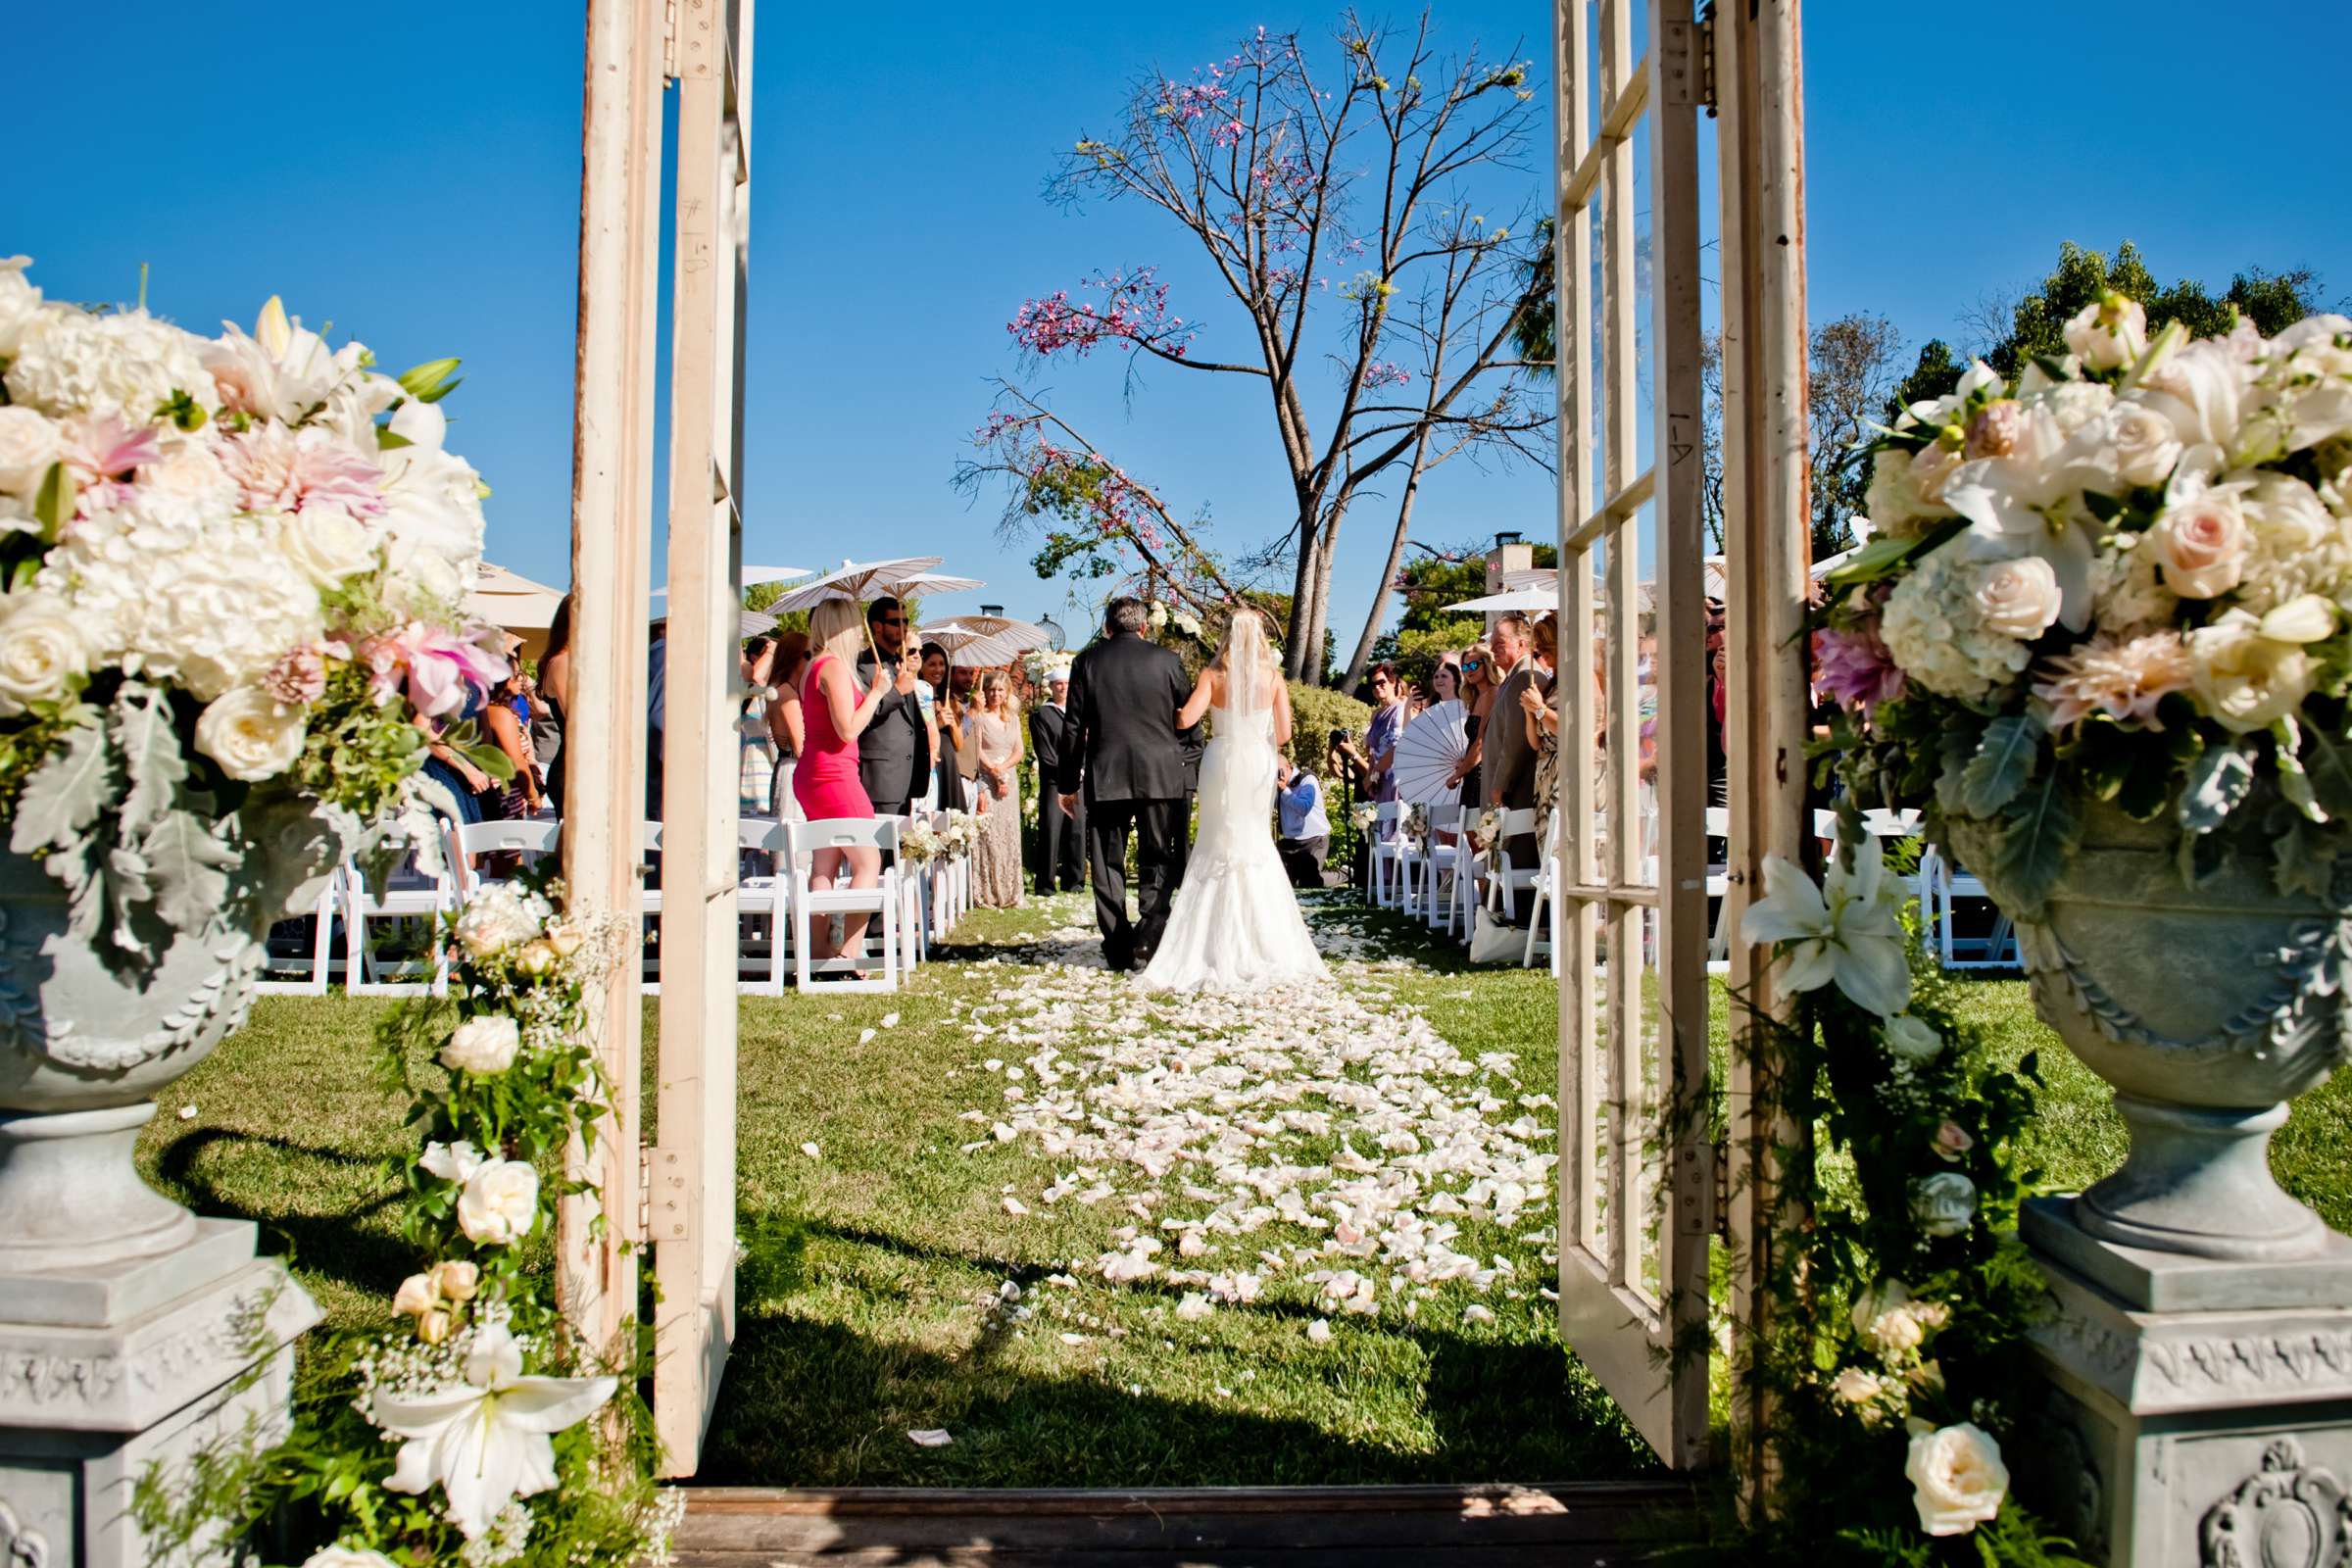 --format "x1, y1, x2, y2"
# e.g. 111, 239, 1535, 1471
989, 12, 1554, 680
1808, 313, 1904, 557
